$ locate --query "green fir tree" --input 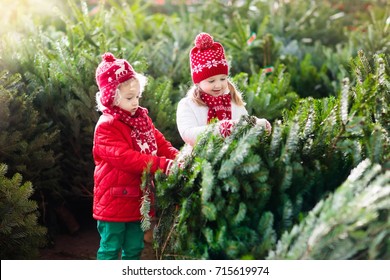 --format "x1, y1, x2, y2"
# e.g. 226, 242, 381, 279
152, 52, 389, 259
267, 159, 390, 260
0, 70, 60, 230
0, 163, 47, 259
